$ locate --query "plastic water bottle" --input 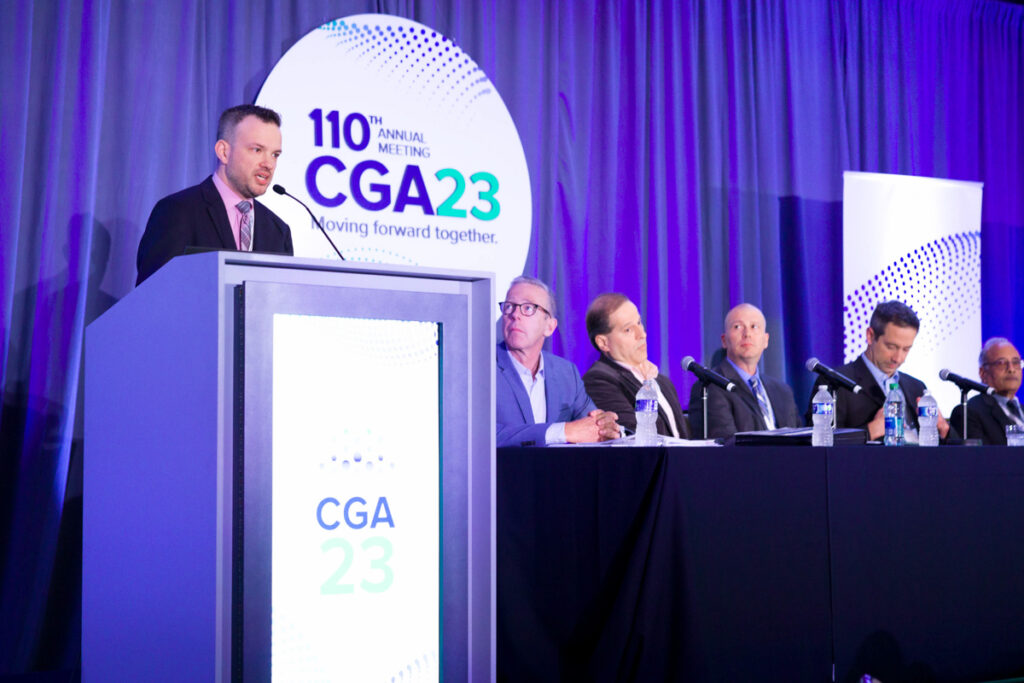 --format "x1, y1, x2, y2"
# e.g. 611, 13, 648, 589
811, 385, 835, 446
634, 379, 660, 446
883, 381, 905, 446
917, 390, 939, 447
